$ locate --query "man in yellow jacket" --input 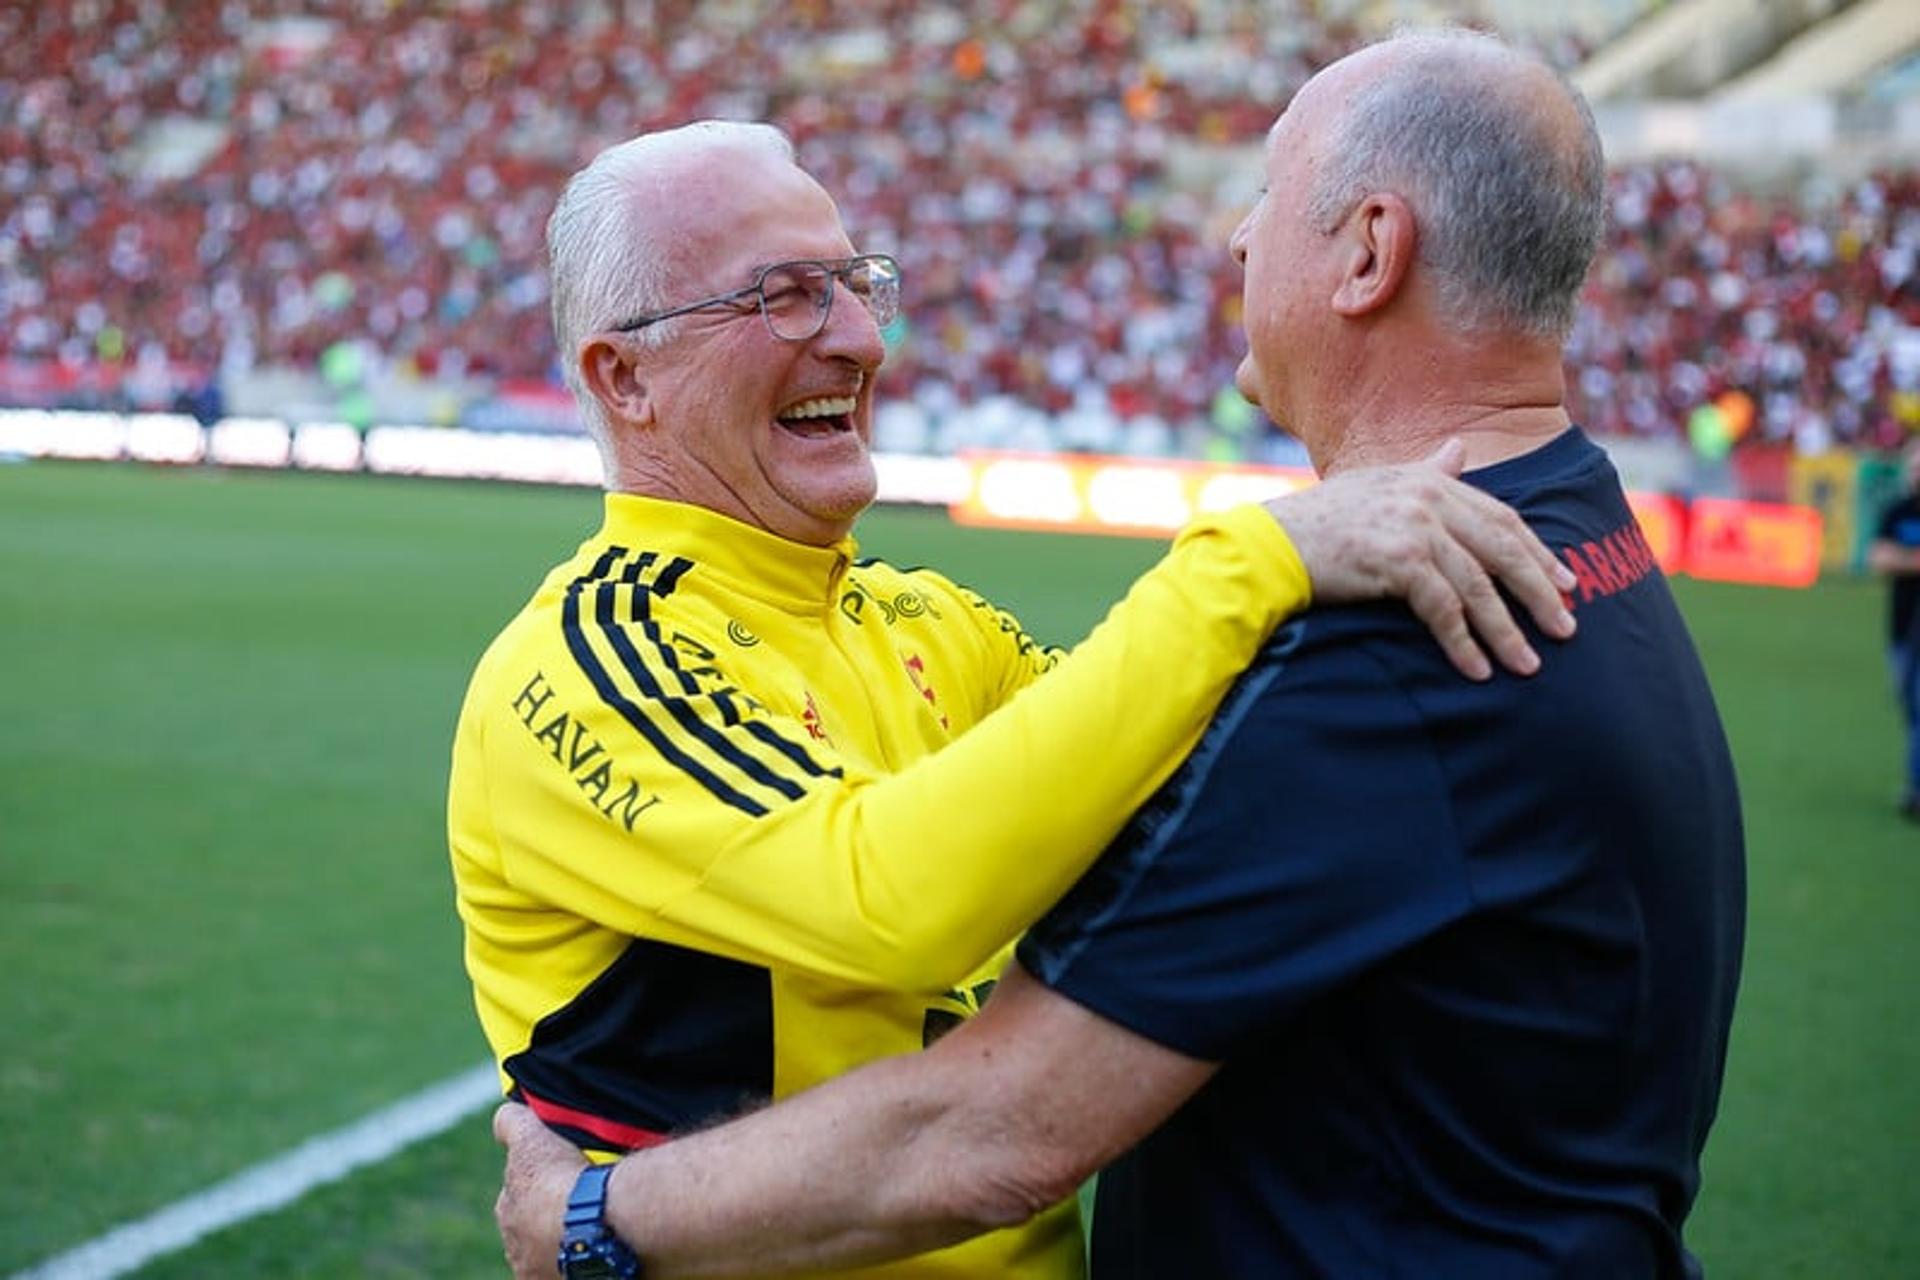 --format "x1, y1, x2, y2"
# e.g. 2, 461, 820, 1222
449, 118, 1573, 1280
